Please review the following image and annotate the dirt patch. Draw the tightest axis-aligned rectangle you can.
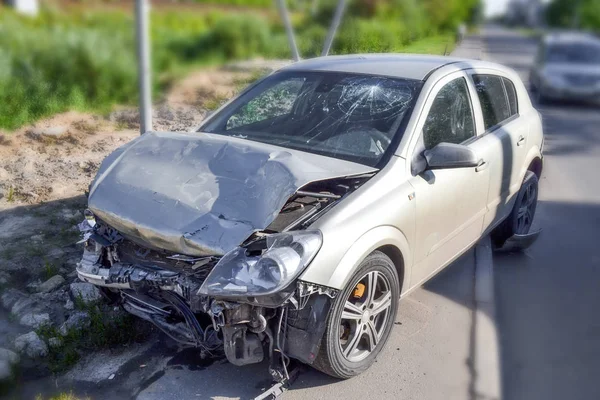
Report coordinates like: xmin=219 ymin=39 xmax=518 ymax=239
xmin=0 ymin=68 xmax=259 ymax=210
xmin=0 ymin=65 xmax=275 ymax=398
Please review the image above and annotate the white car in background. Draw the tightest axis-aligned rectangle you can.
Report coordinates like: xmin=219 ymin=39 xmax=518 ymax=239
xmin=530 ymin=32 xmax=600 ymax=105
xmin=76 ymin=54 xmax=544 ymax=379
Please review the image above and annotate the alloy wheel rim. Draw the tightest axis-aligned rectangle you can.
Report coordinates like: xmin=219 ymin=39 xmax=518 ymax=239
xmin=516 ymin=183 xmax=536 ymax=234
xmin=338 ymin=270 xmax=393 ymax=363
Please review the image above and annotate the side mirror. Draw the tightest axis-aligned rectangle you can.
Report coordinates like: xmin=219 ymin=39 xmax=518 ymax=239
xmin=424 ymin=142 xmax=481 ymax=170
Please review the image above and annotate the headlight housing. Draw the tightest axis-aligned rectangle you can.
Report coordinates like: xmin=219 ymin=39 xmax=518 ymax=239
xmin=198 ymin=230 xmax=322 ymax=298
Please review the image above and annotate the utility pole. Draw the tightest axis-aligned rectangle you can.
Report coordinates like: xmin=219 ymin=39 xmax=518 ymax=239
xmin=571 ymin=0 xmax=582 ymax=29
xmin=321 ymin=0 xmax=346 ymax=57
xmin=135 ymin=0 xmax=152 ymax=134
xmin=275 ymin=0 xmax=300 ymax=62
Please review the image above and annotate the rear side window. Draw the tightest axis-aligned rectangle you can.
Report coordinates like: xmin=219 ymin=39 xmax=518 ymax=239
xmin=472 ymin=75 xmax=511 ymax=130
xmin=503 ymin=78 xmax=518 ymax=116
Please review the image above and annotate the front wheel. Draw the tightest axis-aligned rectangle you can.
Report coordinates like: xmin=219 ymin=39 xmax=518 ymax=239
xmin=313 ymin=251 xmax=399 ymax=379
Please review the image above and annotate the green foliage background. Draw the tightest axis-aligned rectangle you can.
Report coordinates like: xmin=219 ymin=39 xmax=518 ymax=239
xmin=546 ymin=0 xmax=600 ymax=31
xmin=0 ymin=0 xmax=479 ymax=129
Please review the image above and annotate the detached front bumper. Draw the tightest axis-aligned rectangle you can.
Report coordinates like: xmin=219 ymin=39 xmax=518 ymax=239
xmin=76 ymin=245 xmax=336 ymax=370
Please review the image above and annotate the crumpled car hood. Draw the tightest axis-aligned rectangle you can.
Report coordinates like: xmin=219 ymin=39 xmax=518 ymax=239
xmin=88 ymin=131 xmax=375 ymax=256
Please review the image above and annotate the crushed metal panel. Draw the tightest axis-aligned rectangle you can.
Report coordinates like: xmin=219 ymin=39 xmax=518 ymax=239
xmin=88 ymin=131 xmax=375 ymax=256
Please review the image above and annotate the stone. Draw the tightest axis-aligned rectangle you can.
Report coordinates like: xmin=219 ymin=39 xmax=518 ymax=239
xmin=64 ymin=298 xmax=74 ymax=311
xmin=19 ymin=312 xmax=51 ymax=328
xmin=48 ymin=337 xmax=62 ymax=348
xmin=27 ymin=126 xmax=68 ymax=140
xmin=36 ymin=275 xmax=65 ymax=293
xmin=0 ymin=348 xmax=19 ymax=365
xmin=14 ymin=332 xmax=48 ymax=358
xmin=26 ymin=280 xmax=41 ymax=292
xmin=70 ymin=282 xmax=102 ymax=304
xmin=59 ymin=311 xmax=90 ymax=336
xmin=1 ymin=289 xmax=26 ymax=310
xmin=10 ymin=296 xmax=36 ymax=316
xmin=46 ymin=248 xmax=65 ymax=259
xmin=0 ymin=360 xmax=11 ymax=381
xmin=0 ymin=271 xmax=9 ymax=285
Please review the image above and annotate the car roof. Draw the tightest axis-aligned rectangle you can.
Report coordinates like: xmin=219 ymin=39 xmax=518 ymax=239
xmin=543 ymin=32 xmax=600 ymax=46
xmin=278 ymin=54 xmax=492 ymax=81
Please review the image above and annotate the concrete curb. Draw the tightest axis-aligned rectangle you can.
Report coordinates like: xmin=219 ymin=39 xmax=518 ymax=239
xmin=473 ymin=236 xmax=501 ymax=399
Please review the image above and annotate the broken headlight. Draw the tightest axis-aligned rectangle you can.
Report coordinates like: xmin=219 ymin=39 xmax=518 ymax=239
xmin=198 ymin=231 xmax=322 ymax=298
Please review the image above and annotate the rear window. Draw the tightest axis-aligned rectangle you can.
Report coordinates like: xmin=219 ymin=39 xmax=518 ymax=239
xmin=503 ymin=78 xmax=518 ymax=116
xmin=472 ymin=75 xmax=511 ymax=130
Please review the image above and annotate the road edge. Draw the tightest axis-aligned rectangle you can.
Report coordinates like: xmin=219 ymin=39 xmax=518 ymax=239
xmin=473 ymin=236 xmax=501 ymax=399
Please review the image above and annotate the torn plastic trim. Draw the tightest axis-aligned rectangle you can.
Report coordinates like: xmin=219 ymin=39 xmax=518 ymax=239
xmin=494 ymin=230 xmax=541 ymax=253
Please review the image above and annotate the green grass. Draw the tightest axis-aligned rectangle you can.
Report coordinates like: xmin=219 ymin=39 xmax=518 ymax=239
xmin=397 ymin=33 xmax=457 ymax=55
xmin=42 ymin=262 xmax=59 ymax=281
xmin=0 ymin=7 xmax=459 ymax=130
xmin=36 ymin=298 xmax=151 ymax=374
xmin=35 ymin=392 xmax=90 ymax=400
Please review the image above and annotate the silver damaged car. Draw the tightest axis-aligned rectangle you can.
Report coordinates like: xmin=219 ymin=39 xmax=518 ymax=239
xmin=76 ymin=55 xmax=544 ymax=379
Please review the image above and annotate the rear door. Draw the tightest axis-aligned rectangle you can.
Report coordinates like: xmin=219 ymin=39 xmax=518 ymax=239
xmin=469 ymin=73 xmax=528 ymax=230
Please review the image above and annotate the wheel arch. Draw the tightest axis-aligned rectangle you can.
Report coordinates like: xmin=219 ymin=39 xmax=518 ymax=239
xmin=376 ymin=244 xmax=406 ymax=295
xmin=520 ymin=145 xmax=543 ymax=183
xmin=527 ymin=156 xmax=543 ymax=179
xmin=307 ymin=225 xmax=412 ymax=295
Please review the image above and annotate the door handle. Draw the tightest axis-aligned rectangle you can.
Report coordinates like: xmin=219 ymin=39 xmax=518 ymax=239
xmin=517 ymin=136 xmax=526 ymax=146
xmin=476 ymin=160 xmax=488 ymax=172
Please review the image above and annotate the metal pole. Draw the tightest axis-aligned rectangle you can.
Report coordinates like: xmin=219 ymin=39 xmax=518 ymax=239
xmin=275 ymin=0 xmax=300 ymax=62
xmin=135 ymin=0 xmax=152 ymax=134
xmin=321 ymin=0 xmax=346 ymax=57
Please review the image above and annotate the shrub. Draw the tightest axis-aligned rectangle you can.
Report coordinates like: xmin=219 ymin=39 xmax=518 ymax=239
xmin=0 ymin=12 xmax=138 ymax=129
xmin=200 ymin=14 xmax=270 ymax=59
xmin=334 ymin=19 xmax=402 ymax=54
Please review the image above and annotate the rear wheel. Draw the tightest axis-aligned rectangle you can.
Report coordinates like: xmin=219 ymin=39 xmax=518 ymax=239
xmin=492 ymin=170 xmax=539 ymax=249
xmin=313 ymin=251 xmax=399 ymax=379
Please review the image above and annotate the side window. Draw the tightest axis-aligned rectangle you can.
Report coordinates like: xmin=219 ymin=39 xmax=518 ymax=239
xmin=422 ymin=77 xmax=476 ymax=150
xmin=472 ymin=74 xmax=511 ymax=130
xmin=226 ymin=78 xmax=305 ymax=130
xmin=503 ymin=78 xmax=518 ymax=116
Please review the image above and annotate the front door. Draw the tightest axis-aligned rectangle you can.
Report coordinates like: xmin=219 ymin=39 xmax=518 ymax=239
xmin=408 ymin=75 xmax=490 ymax=286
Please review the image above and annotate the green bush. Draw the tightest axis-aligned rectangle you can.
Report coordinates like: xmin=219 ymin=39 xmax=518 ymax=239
xmin=0 ymin=0 xmax=474 ymax=130
xmin=0 ymin=12 xmax=138 ymax=129
xmin=199 ymin=14 xmax=270 ymax=59
xmin=334 ymin=19 xmax=403 ymax=54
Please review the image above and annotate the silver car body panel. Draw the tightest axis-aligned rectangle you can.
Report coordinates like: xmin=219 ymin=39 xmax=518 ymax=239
xmin=300 ymin=61 xmax=543 ymax=292
xmin=86 ymin=55 xmax=543 ymax=297
xmin=88 ymin=131 xmax=375 ymax=256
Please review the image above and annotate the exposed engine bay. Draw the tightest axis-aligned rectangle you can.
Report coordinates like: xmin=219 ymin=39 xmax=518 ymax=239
xmin=76 ymin=174 xmax=369 ymax=380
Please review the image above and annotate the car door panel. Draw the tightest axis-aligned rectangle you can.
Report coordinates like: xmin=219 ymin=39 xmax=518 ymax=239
xmin=406 ymin=74 xmax=490 ymax=287
xmin=408 ymin=159 xmax=489 ymax=286
xmin=469 ymin=73 xmax=529 ymax=230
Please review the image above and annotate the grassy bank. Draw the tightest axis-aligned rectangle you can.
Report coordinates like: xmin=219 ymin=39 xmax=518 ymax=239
xmin=0 ymin=6 xmax=459 ymax=130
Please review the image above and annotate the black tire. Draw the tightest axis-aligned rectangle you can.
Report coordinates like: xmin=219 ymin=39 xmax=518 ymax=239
xmin=313 ymin=251 xmax=400 ymax=379
xmin=491 ymin=170 xmax=539 ymax=249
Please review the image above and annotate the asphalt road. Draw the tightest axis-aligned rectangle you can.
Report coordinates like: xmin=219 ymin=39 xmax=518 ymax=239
xmin=482 ymin=27 xmax=600 ymax=399
xmin=135 ymin=250 xmax=479 ymax=400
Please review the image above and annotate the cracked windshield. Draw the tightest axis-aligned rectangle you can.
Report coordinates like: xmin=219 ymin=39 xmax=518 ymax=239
xmin=203 ymin=72 xmax=419 ymax=166
xmin=1 ymin=0 xmax=599 ymax=399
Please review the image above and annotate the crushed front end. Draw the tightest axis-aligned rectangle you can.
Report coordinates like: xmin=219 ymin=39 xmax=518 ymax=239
xmin=74 ymin=182 xmax=366 ymax=379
